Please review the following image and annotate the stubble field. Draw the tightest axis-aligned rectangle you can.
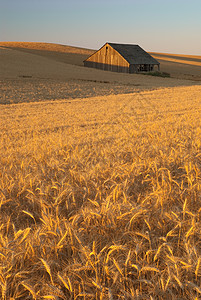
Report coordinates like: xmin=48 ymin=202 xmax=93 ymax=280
xmin=1 ymin=42 xmax=201 ymax=105
xmin=1 ymin=42 xmax=201 ymax=299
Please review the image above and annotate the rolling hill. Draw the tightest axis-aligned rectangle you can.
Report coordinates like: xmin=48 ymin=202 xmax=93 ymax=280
xmin=0 ymin=42 xmax=200 ymax=104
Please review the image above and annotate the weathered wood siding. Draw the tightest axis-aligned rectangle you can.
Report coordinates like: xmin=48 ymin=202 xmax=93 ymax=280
xmin=84 ymin=43 xmax=129 ymax=73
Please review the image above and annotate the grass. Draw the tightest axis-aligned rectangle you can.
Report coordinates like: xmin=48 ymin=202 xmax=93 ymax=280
xmin=142 ymin=71 xmax=170 ymax=78
xmin=0 ymin=86 xmax=201 ymax=299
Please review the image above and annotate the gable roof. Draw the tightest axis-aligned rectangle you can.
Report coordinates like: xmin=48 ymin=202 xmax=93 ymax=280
xmin=108 ymin=43 xmax=160 ymax=65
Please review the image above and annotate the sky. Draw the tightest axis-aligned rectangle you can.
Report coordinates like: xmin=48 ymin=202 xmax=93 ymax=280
xmin=1 ymin=0 xmax=201 ymax=55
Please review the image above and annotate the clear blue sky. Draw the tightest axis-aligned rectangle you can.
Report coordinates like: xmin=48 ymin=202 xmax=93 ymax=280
xmin=1 ymin=0 xmax=201 ymax=54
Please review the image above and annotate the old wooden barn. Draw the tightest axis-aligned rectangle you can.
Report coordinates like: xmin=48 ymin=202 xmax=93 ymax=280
xmin=84 ymin=42 xmax=160 ymax=73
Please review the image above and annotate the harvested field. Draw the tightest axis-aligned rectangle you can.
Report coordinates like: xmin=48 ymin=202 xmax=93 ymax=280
xmin=151 ymin=52 xmax=201 ymax=81
xmin=0 ymin=42 xmax=201 ymax=104
xmin=1 ymin=78 xmax=142 ymax=104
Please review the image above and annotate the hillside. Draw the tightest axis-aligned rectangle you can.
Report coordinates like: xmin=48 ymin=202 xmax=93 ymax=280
xmin=151 ymin=52 xmax=201 ymax=81
xmin=0 ymin=42 xmax=201 ymax=104
xmin=1 ymin=42 xmax=200 ymax=81
xmin=0 ymin=41 xmax=94 ymax=67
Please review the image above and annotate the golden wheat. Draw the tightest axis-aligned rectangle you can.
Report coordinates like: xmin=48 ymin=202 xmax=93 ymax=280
xmin=0 ymin=85 xmax=201 ymax=298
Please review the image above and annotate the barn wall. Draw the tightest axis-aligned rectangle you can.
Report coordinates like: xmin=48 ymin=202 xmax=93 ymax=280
xmin=84 ymin=43 xmax=129 ymax=73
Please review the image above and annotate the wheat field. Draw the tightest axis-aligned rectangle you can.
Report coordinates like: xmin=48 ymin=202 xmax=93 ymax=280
xmin=1 ymin=85 xmax=201 ymax=299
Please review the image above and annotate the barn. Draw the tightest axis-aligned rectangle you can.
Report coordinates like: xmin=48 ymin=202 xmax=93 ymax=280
xmin=84 ymin=42 xmax=160 ymax=74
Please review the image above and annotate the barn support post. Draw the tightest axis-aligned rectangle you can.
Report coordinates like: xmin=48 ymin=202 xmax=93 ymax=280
xmin=158 ymin=64 xmax=160 ymax=71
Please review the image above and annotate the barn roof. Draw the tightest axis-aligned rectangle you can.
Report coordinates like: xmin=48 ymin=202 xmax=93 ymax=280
xmin=108 ymin=43 xmax=160 ymax=65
